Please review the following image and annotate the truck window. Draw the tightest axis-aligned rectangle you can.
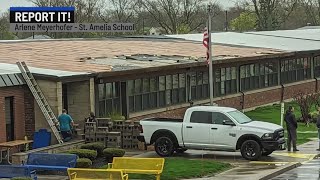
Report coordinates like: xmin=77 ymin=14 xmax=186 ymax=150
xmin=212 ymin=112 xmax=230 ymax=125
xmin=190 ymin=111 xmax=212 ymax=124
xmin=228 ymin=110 xmax=252 ymax=124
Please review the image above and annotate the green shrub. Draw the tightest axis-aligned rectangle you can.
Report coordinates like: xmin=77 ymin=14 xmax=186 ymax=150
xmin=11 ymin=178 xmax=32 ymax=180
xmin=63 ymin=149 xmax=97 ymax=160
xmin=103 ymin=148 xmax=125 ymax=162
xmin=80 ymin=142 xmax=105 ymax=156
xmin=76 ymin=158 xmax=92 ymax=168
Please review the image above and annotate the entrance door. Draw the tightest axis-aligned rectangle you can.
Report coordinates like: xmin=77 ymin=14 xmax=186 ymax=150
xmin=5 ymin=97 xmax=14 ymax=141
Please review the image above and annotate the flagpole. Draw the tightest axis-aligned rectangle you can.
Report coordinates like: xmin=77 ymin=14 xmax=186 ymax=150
xmin=208 ymin=5 xmax=214 ymax=105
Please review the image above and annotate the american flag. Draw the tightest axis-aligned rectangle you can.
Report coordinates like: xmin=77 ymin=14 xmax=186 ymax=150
xmin=203 ymin=27 xmax=210 ymax=64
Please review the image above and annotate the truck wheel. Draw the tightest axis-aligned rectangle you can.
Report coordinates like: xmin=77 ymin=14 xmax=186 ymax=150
xmin=240 ymin=140 xmax=261 ymax=161
xmin=155 ymin=136 xmax=174 ymax=157
xmin=262 ymin=150 xmax=273 ymax=156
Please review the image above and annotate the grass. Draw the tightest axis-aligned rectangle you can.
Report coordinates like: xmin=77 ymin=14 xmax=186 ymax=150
xmin=101 ymin=158 xmax=231 ymax=180
xmin=245 ymin=102 xmax=318 ymax=145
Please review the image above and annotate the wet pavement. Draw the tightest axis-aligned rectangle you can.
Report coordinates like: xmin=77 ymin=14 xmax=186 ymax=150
xmin=272 ymin=157 xmax=320 ymax=180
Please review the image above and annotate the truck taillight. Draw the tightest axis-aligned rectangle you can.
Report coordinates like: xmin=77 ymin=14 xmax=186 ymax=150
xmin=138 ymin=124 xmax=143 ymax=133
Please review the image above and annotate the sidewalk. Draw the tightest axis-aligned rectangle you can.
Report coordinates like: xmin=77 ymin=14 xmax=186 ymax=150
xmin=202 ymin=139 xmax=320 ymax=180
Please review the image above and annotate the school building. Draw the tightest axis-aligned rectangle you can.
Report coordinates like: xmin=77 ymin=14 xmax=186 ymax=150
xmin=0 ymin=28 xmax=320 ymax=143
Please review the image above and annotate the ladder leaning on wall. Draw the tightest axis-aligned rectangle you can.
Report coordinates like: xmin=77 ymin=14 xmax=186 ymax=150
xmin=16 ymin=61 xmax=64 ymax=144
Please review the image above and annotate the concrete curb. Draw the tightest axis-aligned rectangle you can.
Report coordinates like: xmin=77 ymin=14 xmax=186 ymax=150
xmin=259 ymin=162 xmax=302 ymax=180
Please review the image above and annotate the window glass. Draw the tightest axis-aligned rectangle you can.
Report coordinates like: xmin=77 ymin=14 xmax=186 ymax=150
xmin=128 ymin=80 xmax=134 ymax=96
xmin=231 ymin=67 xmax=236 ymax=79
xmin=228 ymin=110 xmax=252 ymax=124
xmin=135 ymin=79 xmax=142 ymax=93
xmin=166 ymin=75 xmax=172 ymax=90
xmin=106 ymin=83 xmax=112 ymax=98
xmin=221 ymin=68 xmax=226 ymax=81
xmin=179 ymin=74 xmax=186 ymax=87
xmin=173 ymin=74 xmax=179 ymax=89
xmin=150 ymin=77 xmax=157 ymax=92
xmin=215 ymin=69 xmax=221 ymax=82
xmin=212 ymin=112 xmax=231 ymax=125
xmin=197 ymin=72 xmax=203 ymax=85
xmin=143 ymin=78 xmax=150 ymax=93
xmin=226 ymin=67 xmax=231 ymax=80
xmin=159 ymin=76 xmax=165 ymax=91
xmin=203 ymin=72 xmax=209 ymax=84
xmin=98 ymin=84 xmax=105 ymax=100
xmin=190 ymin=111 xmax=212 ymax=124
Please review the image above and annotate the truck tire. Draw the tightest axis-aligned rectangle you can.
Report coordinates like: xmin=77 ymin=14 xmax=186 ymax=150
xmin=262 ymin=150 xmax=273 ymax=156
xmin=240 ymin=140 xmax=261 ymax=161
xmin=155 ymin=136 xmax=174 ymax=157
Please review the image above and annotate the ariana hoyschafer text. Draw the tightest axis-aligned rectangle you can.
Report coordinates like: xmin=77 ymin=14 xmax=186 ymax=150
xmin=13 ymin=23 xmax=135 ymax=32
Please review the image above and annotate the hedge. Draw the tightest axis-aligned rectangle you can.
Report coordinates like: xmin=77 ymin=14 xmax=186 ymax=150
xmin=63 ymin=149 xmax=97 ymax=160
xmin=76 ymin=158 xmax=92 ymax=168
xmin=103 ymin=148 xmax=125 ymax=162
xmin=80 ymin=142 xmax=105 ymax=156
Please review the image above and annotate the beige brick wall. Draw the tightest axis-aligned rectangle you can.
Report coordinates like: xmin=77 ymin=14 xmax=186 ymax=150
xmin=34 ymin=80 xmax=60 ymax=144
xmin=66 ymin=80 xmax=91 ymax=130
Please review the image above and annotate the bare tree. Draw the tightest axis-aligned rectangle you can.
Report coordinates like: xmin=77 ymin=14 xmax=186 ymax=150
xmin=140 ymin=0 xmax=222 ymax=34
xmin=250 ymin=0 xmax=298 ymax=30
xmin=300 ymin=0 xmax=320 ymax=25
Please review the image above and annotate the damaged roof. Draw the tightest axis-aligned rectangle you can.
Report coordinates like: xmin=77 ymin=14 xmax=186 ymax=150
xmin=0 ymin=38 xmax=283 ymax=76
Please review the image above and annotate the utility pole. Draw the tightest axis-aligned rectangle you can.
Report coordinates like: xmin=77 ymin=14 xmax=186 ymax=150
xmin=225 ymin=10 xmax=228 ymax=32
xmin=208 ymin=5 xmax=214 ymax=105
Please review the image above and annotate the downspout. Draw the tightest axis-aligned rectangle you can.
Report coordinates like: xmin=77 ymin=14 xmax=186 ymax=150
xmin=315 ymin=78 xmax=318 ymax=92
xmin=280 ymin=84 xmax=284 ymax=102
xmin=240 ymin=91 xmax=245 ymax=112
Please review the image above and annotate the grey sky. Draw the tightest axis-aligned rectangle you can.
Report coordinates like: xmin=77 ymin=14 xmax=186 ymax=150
xmin=0 ymin=0 xmax=238 ymax=13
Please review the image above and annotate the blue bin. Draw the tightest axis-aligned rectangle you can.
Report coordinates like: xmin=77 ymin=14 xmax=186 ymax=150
xmin=32 ymin=129 xmax=51 ymax=149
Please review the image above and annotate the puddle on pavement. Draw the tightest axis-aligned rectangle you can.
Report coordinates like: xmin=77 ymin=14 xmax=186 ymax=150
xmin=227 ymin=164 xmax=280 ymax=175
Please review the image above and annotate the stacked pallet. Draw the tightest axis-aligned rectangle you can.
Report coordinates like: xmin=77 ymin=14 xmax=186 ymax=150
xmin=84 ymin=118 xmax=140 ymax=150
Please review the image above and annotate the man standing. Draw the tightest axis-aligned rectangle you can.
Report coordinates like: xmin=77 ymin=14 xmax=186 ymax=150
xmin=58 ymin=109 xmax=74 ymax=142
xmin=285 ymin=106 xmax=299 ymax=152
xmin=316 ymin=106 xmax=320 ymax=151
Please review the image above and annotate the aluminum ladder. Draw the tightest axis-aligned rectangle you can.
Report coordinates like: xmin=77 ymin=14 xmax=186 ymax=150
xmin=16 ymin=61 xmax=64 ymax=144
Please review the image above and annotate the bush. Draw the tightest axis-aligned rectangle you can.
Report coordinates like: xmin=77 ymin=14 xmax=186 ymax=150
xmin=103 ymin=148 xmax=125 ymax=162
xmin=63 ymin=149 xmax=97 ymax=160
xmin=80 ymin=142 xmax=105 ymax=156
xmin=76 ymin=158 xmax=92 ymax=168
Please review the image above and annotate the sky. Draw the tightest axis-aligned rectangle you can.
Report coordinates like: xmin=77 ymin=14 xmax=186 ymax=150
xmin=0 ymin=0 xmax=238 ymax=13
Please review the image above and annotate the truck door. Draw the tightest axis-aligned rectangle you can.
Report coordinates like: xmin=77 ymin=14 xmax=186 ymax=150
xmin=183 ymin=111 xmax=214 ymax=148
xmin=210 ymin=112 xmax=238 ymax=150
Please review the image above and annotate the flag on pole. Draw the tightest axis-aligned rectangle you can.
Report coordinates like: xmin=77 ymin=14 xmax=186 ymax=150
xmin=203 ymin=27 xmax=210 ymax=64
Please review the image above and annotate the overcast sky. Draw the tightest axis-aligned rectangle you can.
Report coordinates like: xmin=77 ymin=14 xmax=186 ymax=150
xmin=0 ymin=0 xmax=238 ymax=13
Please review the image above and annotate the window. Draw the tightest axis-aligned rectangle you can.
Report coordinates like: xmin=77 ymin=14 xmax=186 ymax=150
xmin=128 ymin=74 xmax=188 ymax=113
xmin=5 ymin=97 xmax=14 ymax=141
xmin=97 ymin=82 xmax=121 ymax=117
xmin=228 ymin=110 xmax=252 ymax=124
xmin=215 ymin=67 xmax=237 ymax=96
xmin=280 ymin=58 xmax=311 ymax=84
xmin=190 ymin=111 xmax=212 ymax=124
xmin=315 ymin=56 xmax=320 ymax=78
xmin=212 ymin=112 xmax=230 ymax=125
xmin=240 ymin=62 xmax=278 ymax=91
xmin=190 ymin=71 xmax=209 ymax=101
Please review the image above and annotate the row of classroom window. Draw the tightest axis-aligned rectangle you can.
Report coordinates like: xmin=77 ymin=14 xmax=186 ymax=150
xmin=98 ymin=56 xmax=320 ymax=115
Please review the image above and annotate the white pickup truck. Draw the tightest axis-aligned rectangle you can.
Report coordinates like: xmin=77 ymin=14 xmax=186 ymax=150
xmin=138 ymin=106 xmax=285 ymax=160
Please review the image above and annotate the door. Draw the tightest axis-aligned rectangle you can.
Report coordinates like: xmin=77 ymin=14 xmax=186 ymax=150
xmin=183 ymin=111 xmax=213 ymax=149
xmin=5 ymin=97 xmax=14 ymax=141
xmin=210 ymin=112 xmax=238 ymax=150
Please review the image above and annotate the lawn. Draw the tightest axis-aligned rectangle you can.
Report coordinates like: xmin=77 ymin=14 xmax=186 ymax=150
xmin=245 ymin=102 xmax=318 ymax=145
xmin=102 ymin=158 xmax=231 ymax=180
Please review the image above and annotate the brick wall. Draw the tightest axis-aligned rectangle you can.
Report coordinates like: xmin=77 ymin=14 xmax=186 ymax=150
xmin=129 ymin=80 xmax=318 ymax=121
xmin=0 ymin=86 xmax=34 ymax=143
xmin=24 ymin=86 xmax=35 ymax=139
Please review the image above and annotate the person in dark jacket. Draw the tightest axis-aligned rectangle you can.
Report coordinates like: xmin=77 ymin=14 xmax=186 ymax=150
xmin=285 ymin=106 xmax=299 ymax=152
xmin=316 ymin=107 xmax=320 ymax=151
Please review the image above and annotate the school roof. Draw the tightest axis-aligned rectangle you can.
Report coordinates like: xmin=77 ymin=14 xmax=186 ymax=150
xmin=0 ymin=29 xmax=319 ymax=80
